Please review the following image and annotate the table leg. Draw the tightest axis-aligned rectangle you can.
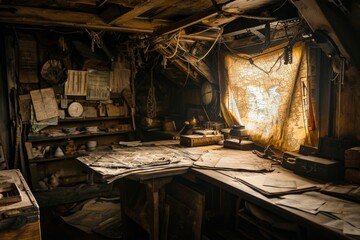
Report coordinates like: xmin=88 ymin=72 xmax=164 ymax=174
xmin=146 ymin=184 xmax=160 ymax=240
xmin=119 ymin=179 xmax=129 ymax=240
xmin=144 ymin=177 xmax=173 ymax=240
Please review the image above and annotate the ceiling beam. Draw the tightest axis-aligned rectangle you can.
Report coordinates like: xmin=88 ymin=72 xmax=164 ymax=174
xmin=152 ymin=6 xmax=220 ymax=37
xmin=0 ymin=5 xmax=169 ymax=33
xmin=156 ymin=44 xmax=203 ymax=86
xmin=292 ymin=0 xmax=360 ymax=69
xmin=108 ymin=0 xmax=176 ymax=25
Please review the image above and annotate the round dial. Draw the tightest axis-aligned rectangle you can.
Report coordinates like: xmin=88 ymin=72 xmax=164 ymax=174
xmin=68 ymin=102 xmax=83 ymax=117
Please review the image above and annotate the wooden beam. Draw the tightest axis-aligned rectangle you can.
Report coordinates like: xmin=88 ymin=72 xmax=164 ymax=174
xmin=292 ymin=0 xmax=360 ymax=69
xmin=110 ymin=0 xmax=176 ymax=25
xmin=226 ymin=21 xmax=301 ymax=49
xmin=156 ymin=44 xmax=203 ymax=86
xmin=0 ymin=5 xmax=169 ymax=33
xmin=152 ymin=6 xmax=220 ymax=36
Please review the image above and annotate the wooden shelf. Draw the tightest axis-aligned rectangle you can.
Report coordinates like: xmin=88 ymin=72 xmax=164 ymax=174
xmin=27 ymin=130 xmax=133 ymax=142
xmin=58 ymin=116 xmax=130 ymax=123
xmin=29 ymin=153 xmax=85 ymax=163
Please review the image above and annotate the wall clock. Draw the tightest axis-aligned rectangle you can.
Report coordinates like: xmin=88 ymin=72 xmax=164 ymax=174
xmin=40 ymin=59 xmax=67 ymax=85
xmin=201 ymin=81 xmax=214 ymax=106
xmin=68 ymin=102 xmax=84 ymax=118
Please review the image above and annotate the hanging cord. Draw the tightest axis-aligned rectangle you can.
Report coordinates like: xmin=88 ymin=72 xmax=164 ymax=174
xmin=223 ymin=29 xmax=302 ymax=75
xmin=97 ymin=0 xmax=108 ymax=7
xmin=85 ymin=29 xmax=104 ymax=52
xmin=178 ymin=62 xmax=190 ymax=91
xmin=187 ymin=26 xmax=222 ymax=36
xmin=165 ymin=31 xmax=181 ymax=59
xmin=194 ymin=27 xmax=223 ymax=63
xmin=147 ymin=65 xmax=157 ymax=118
xmin=158 ymin=27 xmax=222 ymax=64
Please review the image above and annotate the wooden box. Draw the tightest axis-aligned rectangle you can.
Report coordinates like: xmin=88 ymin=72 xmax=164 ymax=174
xmin=294 ymin=155 xmax=343 ymax=182
xmin=0 ymin=169 xmax=41 ymax=240
xmin=299 ymin=145 xmax=318 ymax=156
xmin=318 ymin=137 xmax=355 ymax=161
xmin=282 ymin=152 xmax=303 ymax=171
xmin=223 ymin=139 xmax=254 ymax=151
xmin=344 ymin=147 xmax=360 ymax=169
xmin=180 ymin=134 xmax=223 ymax=147
xmin=345 ymin=168 xmax=360 ymax=184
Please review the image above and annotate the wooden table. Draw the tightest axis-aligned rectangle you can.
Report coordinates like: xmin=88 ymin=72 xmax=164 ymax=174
xmin=189 ymin=168 xmax=358 ymax=240
xmin=76 ymin=142 xmax=359 ymax=239
xmin=119 ymin=167 xmax=189 ymax=240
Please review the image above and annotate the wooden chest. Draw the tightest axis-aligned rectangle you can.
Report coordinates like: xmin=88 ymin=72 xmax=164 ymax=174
xmin=294 ymin=155 xmax=343 ymax=182
xmin=0 ymin=169 xmax=40 ymax=240
xmin=180 ymin=134 xmax=223 ymax=147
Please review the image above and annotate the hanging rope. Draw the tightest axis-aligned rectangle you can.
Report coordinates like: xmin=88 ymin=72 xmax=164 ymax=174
xmin=85 ymin=29 xmax=104 ymax=52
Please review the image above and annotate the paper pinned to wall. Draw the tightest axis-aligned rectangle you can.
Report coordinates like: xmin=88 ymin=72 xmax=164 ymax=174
xmin=30 ymin=88 xmax=59 ymax=121
xmin=65 ymin=70 xmax=87 ymax=96
xmin=86 ymin=70 xmax=110 ymax=100
xmin=18 ymin=34 xmax=38 ymax=83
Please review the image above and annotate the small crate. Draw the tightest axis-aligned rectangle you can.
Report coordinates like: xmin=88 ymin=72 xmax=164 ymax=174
xmin=345 ymin=168 xmax=360 ymax=184
xmin=299 ymin=145 xmax=318 ymax=156
xmin=0 ymin=183 xmax=22 ymax=205
xmin=180 ymin=134 xmax=223 ymax=147
xmin=0 ymin=169 xmax=40 ymax=240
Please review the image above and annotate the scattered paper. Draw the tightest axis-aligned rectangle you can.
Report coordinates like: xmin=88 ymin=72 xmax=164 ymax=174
xmin=324 ymin=219 xmax=343 ymax=230
xmin=343 ymin=205 xmax=360 ymax=214
xmin=119 ymin=141 xmax=142 ymax=147
xmin=194 ymin=149 xmax=273 ymax=172
xmin=276 ymin=194 xmax=326 ymax=214
xmin=236 ymin=170 xmax=320 ymax=196
xmin=76 ymin=145 xmax=193 ymax=182
xmin=343 ymin=213 xmax=360 ymax=229
xmin=343 ymin=222 xmax=360 ymax=236
xmin=263 ymin=178 xmax=297 ymax=189
xmin=62 ymin=198 xmax=121 ymax=237
xmin=324 ymin=220 xmax=360 ymax=237
xmin=319 ymin=201 xmax=344 ymax=214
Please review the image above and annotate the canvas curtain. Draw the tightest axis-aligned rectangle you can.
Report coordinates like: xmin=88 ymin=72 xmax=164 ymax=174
xmin=219 ymin=43 xmax=317 ymax=152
